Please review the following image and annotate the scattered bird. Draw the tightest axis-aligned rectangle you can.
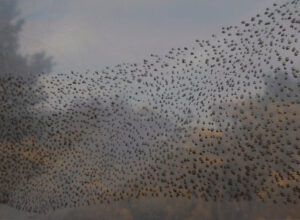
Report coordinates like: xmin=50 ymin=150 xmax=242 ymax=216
xmin=0 ymin=0 xmax=299 ymax=213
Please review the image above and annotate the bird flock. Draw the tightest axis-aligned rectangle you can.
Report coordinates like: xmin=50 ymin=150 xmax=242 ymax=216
xmin=0 ymin=0 xmax=299 ymax=213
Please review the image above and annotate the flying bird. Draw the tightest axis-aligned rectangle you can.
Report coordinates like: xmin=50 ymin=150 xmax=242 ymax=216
xmin=0 ymin=0 xmax=299 ymax=214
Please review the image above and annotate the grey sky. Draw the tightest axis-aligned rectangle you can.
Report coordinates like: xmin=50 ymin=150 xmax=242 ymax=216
xmin=17 ymin=0 xmax=280 ymax=73
xmin=1 ymin=0 xmax=297 ymax=219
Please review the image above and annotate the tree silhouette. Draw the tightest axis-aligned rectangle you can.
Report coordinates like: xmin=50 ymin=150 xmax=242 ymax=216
xmin=0 ymin=0 xmax=54 ymax=141
xmin=0 ymin=0 xmax=53 ymax=76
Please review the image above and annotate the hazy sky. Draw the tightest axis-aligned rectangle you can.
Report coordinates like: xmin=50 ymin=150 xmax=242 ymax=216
xmin=1 ymin=0 xmax=296 ymax=219
xmin=17 ymin=0 xmax=281 ymax=73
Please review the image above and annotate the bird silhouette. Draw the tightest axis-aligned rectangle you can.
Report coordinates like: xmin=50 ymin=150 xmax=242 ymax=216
xmin=0 ymin=0 xmax=299 ymax=214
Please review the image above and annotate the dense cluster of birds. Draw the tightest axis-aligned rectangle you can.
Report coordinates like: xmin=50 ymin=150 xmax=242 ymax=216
xmin=0 ymin=0 xmax=299 ymax=214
